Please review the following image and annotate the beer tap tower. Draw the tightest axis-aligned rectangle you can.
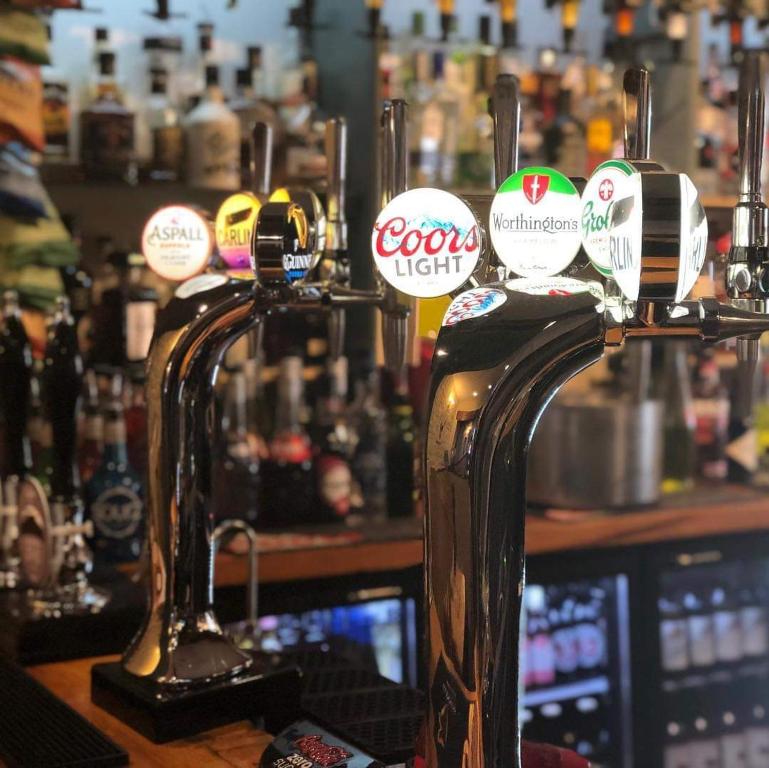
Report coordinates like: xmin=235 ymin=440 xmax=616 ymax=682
xmin=91 ymin=117 xmax=413 ymax=741
xmin=416 ymin=65 xmax=769 ymax=768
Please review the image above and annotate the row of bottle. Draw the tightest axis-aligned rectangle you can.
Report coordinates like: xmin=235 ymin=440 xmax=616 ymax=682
xmin=44 ymin=23 xmax=315 ymax=188
xmin=664 ymin=687 xmax=769 ymax=768
xmin=522 ymin=581 xmax=610 ymax=690
xmin=214 ymin=350 xmax=417 ymax=528
xmin=659 ymin=562 xmax=769 ymax=676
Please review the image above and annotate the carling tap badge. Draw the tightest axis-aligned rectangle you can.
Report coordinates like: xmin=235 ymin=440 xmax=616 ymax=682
xmin=490 ymin=166 xmax=582 ymax=278
xmin=371 ymin=188 xmax=482 ymax=299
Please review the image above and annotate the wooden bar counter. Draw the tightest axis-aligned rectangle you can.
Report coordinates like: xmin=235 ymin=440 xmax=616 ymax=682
xmin=26 ymin=656 xmax=272 ymax=768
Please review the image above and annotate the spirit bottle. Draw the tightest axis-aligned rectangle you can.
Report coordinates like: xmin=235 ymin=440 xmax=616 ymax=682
xmin=692 ymin=351 xmax=730 ymax=483
xmin=184 ymin=65 xmax=240 ymax=190
xmin=261 ymin=356 xmax=314 ymax=527
xmin=80 ymin=46 xmax=135 ymax=182
xmin=145 ymin=66 xmax=183 ymax=182
xmin=86 ymin=374 xmax=144 ymax=565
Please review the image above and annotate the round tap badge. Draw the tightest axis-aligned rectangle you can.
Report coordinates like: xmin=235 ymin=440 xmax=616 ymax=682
xmin=371 ymin=188 xmax=482 ymax=299
xmin=142 ymin=205 xmax=213 ymax=282
xmin=580 ymin=159 xmax=636 ymax=276
xmin=505 ymin=276 xmax=605 ymax=302
xmin=442 ymin=286 xmax=507 ymax=327
xmin=215 ymin=192 xmax=262 ymax=271
xmin=489 ymin=166 xmax=582 ymax=277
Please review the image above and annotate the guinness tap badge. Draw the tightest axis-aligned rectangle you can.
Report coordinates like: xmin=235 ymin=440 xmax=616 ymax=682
xmin=215 ymin=192 xmax=262 ymax=271
xmin=142 ymin=205 xmax=213 ymax=282
xmin=371 ymin=188 xmax=482 ymax=299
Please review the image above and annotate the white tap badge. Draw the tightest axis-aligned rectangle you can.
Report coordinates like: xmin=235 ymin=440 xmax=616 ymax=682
xmin=580 ymin=160 xmax=636 ymax=276
xmin=608 ymin=172 xmax=643 ymax=301
xmin=142 ymin=205 xmax=213 ymax=282
xmin=442 ymin=287 xmax=507 ymax=327
xmin=371 ymin=188 xmax=481 ymax=298
xmin=489 ymin=166 xmax=582 ymax=278
xmin=677 ymin=174 xmax=708 ymax=303
xmin=505 ymin=276 xmax=605 ymax=302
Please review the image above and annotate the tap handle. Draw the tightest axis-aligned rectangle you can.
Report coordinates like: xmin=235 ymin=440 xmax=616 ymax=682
xmin=325 ymin=117 xmax=348 ymax=252
xmin=489 ymin=73 xmax=521 ymax=188
xmin=623 ymin=67 xmax=651 ymax=161
xmin=738 ymin=51 xmax=765 ymax=202
xmin=381 ymin=99 xmax=408 ymax=206
xmin=251 ymin=121 xmax=273 ymax=197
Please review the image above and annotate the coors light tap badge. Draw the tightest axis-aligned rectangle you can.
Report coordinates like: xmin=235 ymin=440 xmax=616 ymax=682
xmin=489 ymin=166 xmax=582 ymax=278
xmin=371 ymin=188 xmax=481 ymax=298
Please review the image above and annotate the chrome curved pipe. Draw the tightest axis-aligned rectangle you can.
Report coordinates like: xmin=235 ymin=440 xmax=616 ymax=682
xmin=123 ymin=278 xmax=263 ymax=687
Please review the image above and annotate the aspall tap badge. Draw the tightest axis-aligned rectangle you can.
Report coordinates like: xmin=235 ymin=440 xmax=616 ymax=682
xmin=141 ymin=205 xmax=213 ymax=282
xmin=371 ymin=188 xmax=482 ymax=298
xmin=215 ymin=192 xmax=262 ymax=271
xmin=580 ymin=160 xmax=636 ymax=276
xmin=608 ymin=172 xmax=707 ymax=303
xmin=489 ymin=166 xmax=582 ymax=277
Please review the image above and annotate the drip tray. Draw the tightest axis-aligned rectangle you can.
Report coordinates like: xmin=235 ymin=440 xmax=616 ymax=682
xmin=91 ymin=652 xmax=302 ymax=743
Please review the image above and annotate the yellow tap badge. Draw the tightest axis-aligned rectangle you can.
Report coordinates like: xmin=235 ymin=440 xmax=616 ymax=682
xmin=215 ymin=192 xmax=262 ymax=270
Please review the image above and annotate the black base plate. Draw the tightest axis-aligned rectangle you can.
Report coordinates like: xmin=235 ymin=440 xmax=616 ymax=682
xmin=91 ymin=653 xmax=302 ymax=743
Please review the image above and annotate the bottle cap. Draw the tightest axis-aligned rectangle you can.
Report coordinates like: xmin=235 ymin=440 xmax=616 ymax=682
xmin=205 ymin=64 xmax=219 ymax=87
xmin=95 ymin=27 xmax=109 ymax=42
xmin=479 ymin=15 xmax=491 ymax=45
xmin=236 ymin=67 xmax=252 ymax=88
xmin=98 ymin=51 xmax=116 ymax=77
xmin=247 ymin=45 xmax=262 ymax=69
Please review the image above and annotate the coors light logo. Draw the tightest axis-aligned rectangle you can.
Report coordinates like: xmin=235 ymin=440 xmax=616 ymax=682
xmin=371 ymin=189 xmax=481 ymax=299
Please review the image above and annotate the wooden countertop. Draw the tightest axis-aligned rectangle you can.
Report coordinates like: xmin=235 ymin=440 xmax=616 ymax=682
xmin=26 ymin=656 xmax=272 ymax=767
xmin=207 ymin=486 xmax=769 ymax=587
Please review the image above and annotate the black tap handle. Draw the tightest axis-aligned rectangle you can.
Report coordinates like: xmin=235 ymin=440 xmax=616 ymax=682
xmin=380 ymin=99 xmax=408 ymax=206
xmin=42 ymin=298 xmax=83 ymax=499
xmin=250 ymin=121 xmax=273 ymax=197
xmin=0 ymin=293 xmax=32 ymax=478
xmin=325 ymin=116 xmax=347 ymax=253
xmin=489 ymin=73 xmax=521 ymax=188
xmin=623 ymin=67 xmax=651 ymax=161
xmin=738 ymin=51 xmax=765 ymax=203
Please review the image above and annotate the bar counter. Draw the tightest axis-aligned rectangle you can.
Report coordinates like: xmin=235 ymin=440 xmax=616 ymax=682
xmin=27 ymin=656 xmax=272 ymax=768
xmin=181 ymin=485 xmax=769 ymax=588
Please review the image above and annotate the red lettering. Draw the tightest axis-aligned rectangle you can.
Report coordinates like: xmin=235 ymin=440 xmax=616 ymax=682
xmin=293 ymin=735 xmax=352 ymax=768
xmin=374 ymin=216 xmax=406 ymax=257
xmin=374 ymin=217 xmax=479 ymax=259
xmin=400 ymin=228 xmax=422 ymax=257
xmin=423 ymin=227 xmax=447 ymax=255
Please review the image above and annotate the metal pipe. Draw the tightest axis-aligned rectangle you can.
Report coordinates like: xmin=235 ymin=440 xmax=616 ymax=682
xmin=251 ymin=122 xmax=273 ymax=197
xmin=623 ymin=67 xmax=651 ymax=161
xmin=738 ymin=52 xmax=765 ymax=204
xmin=489 ymin=74 xmax=521 ymax=187
xmin=213 ymin=520 xmax=259 ymax=635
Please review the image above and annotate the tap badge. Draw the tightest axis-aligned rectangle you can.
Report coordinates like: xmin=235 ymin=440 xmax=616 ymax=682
xmin=371 ymin=188 xmax=482 ymax=298
xmin=215 ymin=192 xmax=262 ymax=271
xmin=580 ymin=160 xmax=636 ymax=276
xmin=142 ymin=205 xmax=213 ymax=282
xmin=490 ymin=166 xmax=582 ymax=278
xmin=91 ymin=487 xmax=143 ymax=540
xmin=442 ymin=287 xmax=507 ymax=327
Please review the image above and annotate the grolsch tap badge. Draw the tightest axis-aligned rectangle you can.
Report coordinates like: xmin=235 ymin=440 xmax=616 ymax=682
xmin=142 ymin=205 xmax=213 ymax=282
xmin=489 ymin=166 xmax=582 ymax=278
xmin=215 ymin=192 xmax=262 ymax=272
xmin=371 ymin=188 xmax=482 ymax=298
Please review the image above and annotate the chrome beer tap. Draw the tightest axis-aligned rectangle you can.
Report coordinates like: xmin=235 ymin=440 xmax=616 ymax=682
xmin=421 ymin=68 xmax=769 ymax=768
xmin=727 ymin=51 xmax=769 ymax=365
xmin=94 ymin=113 xmax=413 ymax=726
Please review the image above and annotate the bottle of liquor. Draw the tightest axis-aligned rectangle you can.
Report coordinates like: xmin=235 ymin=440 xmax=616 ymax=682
xmin=692 ymin=351 xmax=729 ymax=483
xmin=656 ymin=342 xmax=696 ymax=493
xmin=144 ymin=66 xmax=183 ymax=182
xmin=261 ymin=356 xmax=314 ymax=527
xmin=80 ymin=45 xmax=136 ymax=182
xmin=213 ymin=370 xmax=260 ymax=525
xmin=184 ymin=64 xmax=240 ymax=190
xmin=86 ymin=373 xmax=144 ymax=565
xmin=386 ymin=374 xmax=415 ymax=518
xmin=683 ymin=578 xmax=716 ymax=669
xmin=79 ymin=369 xmax=103 ymax=487
xmin=0 ymin=290 xmax=33 ymax=482
xmin=41 ymin=20 xmax=72 ymax=163
xmin=351 ymin=368 xmax=388 ymax=522
xmin=41 ymin=297 xmax=83 ymax=506
xmin=312 ymin=357 xmax=355 ymax=522
xmin=658 ymin=590 xmax=689 ymax=673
